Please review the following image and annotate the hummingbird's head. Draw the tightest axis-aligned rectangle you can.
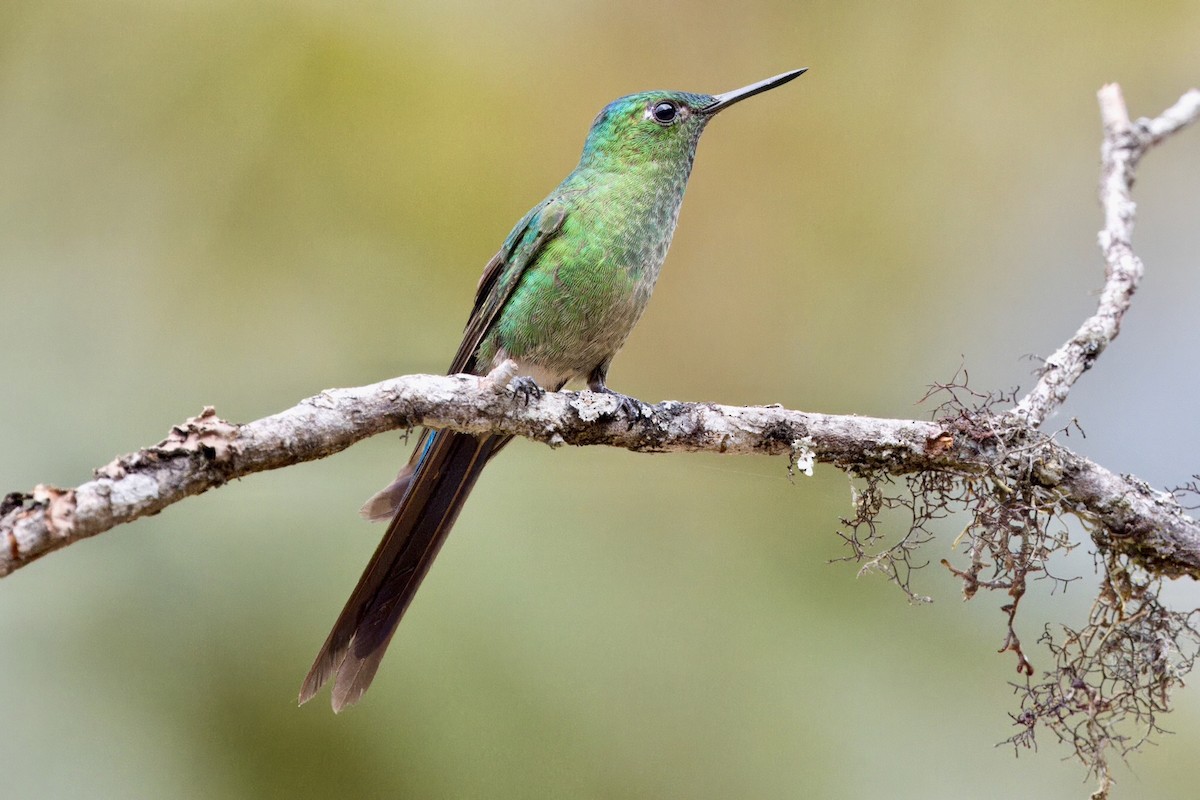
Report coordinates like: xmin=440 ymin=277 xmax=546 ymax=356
xmin=578 ymin=91 xmax=716 ymax=170
xmin=576 ymin=69 xmax=807 ymax=172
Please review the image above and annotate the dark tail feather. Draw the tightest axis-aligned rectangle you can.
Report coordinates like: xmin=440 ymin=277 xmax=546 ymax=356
xmin=300 ymin=430 xmax=505 ymax=711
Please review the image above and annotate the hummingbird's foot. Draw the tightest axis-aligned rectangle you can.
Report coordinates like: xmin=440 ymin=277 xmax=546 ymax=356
xmin=592 ymin=387 xmax=649 ymax=427
xmin=508 ymin=376 xmax=546 ymax=406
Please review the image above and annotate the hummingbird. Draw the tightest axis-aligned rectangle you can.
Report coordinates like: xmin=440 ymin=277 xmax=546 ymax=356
xmin=300 ymin=69 xmax=807 ymax=711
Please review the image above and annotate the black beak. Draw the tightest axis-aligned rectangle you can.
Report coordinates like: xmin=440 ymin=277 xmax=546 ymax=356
xmin=701 ymin=68 xmax=808 ymax=116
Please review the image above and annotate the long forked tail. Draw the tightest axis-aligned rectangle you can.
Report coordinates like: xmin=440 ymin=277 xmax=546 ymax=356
xmin=300 ymin=430 xmax=505 ymax=711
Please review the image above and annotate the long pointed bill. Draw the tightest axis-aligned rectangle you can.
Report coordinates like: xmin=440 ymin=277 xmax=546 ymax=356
xmin=701 ymin=68 xmax=808 ymax=116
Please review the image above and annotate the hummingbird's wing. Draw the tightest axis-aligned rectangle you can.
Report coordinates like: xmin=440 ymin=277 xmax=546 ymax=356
xmin=300 ymin=195 xmax=571 ymax=711
xmin=356 ymin=196 xmax=570 ymax=522
xmin=450 ymin=195 xmax=570 ymax=374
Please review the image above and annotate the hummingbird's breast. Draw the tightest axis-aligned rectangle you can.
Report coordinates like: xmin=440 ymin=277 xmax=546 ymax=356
xmin=484 ymin=168 xmax=689 ymax=383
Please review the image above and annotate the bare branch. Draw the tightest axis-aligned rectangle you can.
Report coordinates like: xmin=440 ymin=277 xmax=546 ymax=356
xmin=1011 ymin=85 xmax=1200 ymax=427
xmin=2 ymin=373 xmax=1198 ymax=583
xmin=0 ymin=377 xmax=938 ymax=576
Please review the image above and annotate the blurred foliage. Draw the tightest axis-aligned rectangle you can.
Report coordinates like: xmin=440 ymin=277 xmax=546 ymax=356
xmin=2 ymin=1 xmax=1199 ymax=798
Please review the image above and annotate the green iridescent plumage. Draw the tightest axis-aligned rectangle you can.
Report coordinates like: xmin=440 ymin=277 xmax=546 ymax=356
xmin=478 ymin=91 xmax=711 ymax=384
xmin=301 ymin=70 xmax=806 ymax=711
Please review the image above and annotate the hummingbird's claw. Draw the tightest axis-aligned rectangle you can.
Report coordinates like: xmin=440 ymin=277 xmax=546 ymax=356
xmin=508 ymin=376 xmax=546 ymax=406
xmin=592 ymin=387 xmax=648 ymax=429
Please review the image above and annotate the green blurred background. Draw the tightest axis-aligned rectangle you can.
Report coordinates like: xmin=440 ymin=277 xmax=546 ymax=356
xmin=2 ymin=1 xmax=1198 ymax=797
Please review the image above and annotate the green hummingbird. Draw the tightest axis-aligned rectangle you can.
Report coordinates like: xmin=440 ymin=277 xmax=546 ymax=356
xmin=300 ymin=69 xmax=807 ymax=711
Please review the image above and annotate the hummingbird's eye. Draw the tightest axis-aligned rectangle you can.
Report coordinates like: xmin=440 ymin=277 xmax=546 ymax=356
xmin=651 ymin=101 xmax=679 ymax=124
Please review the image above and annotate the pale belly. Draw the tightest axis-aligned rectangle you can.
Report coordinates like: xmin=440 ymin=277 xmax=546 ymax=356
xmin=478 ymin=234 xmax=666 ymax=385
xmin=484 ymin=271 xmax=652 ymax=386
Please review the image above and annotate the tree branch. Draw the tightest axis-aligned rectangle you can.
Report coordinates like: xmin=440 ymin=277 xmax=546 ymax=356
xmin=1 ymin=84 xmax=1194 ymax=582
xmin=2 ymin=369 xmax=1198 ymax=580
xmin=0 ymin=376 xmax=949 ymax=576
xmin=1010 ymin=85 xmax=1200 ymax=426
